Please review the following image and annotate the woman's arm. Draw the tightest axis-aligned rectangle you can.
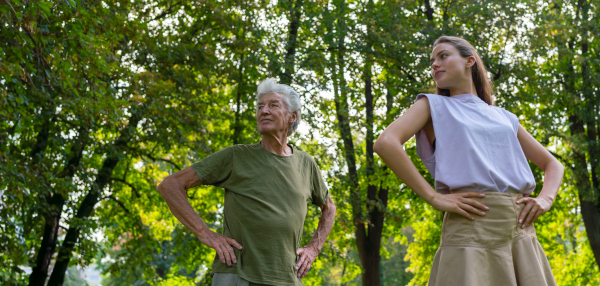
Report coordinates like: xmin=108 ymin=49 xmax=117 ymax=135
xmin=515 ymin=125 xmax=565 ymax=228
xmin=374 ymin=98 xmax=489 ymax=220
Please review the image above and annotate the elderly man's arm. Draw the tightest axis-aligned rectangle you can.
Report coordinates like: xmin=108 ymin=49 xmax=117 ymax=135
xmin=157 ymin=166 xmax=242 ymax=266
xmin=295 ymin=195 xmax=336 ymax=278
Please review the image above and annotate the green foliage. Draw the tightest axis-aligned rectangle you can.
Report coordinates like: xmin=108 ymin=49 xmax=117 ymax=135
xmin=1 ymin=0 xmax=599 ymax=285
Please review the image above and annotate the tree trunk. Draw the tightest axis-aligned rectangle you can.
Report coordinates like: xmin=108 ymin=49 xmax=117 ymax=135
xmin=578 ymin=0 xmax=600 ymax=267
xmin=47 ymin=113 xmax=140 ymax=285
xmin=580 ymin=194 xmax=600 ymax=268
xmin=359 ymin=1 xmax=384 ymax=284
xmin=29 ymin=126 xmax=89 ymax=286
xmin=28 ymin=113 xmax=54 ymax=161
xmin=563 ymin=0 xmax=600 ymax=268
xmin=423 ymin=0 xmax=434 ymax=21
xmin=280 ymin=0 xmax=303 ymax=85
xmin=328 ymin=1 xmax=368 ymax=275
xmin=26 ymin=114 xmax=56 ymax=286
xmin=569 ymin=114 xmax=600 ymax=268
xmin=29 ymin=194 xmax=65 ymax=286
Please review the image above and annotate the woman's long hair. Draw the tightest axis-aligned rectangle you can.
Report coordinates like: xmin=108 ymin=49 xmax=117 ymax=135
xmin=433 ymin=36 xmax=494 ymax=105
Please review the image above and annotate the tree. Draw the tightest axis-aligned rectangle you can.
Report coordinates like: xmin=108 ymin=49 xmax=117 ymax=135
xmin=2 ymin=1 xmax=599 ymax=285
xmin=512 ymin=0 xmax=600 ymax=277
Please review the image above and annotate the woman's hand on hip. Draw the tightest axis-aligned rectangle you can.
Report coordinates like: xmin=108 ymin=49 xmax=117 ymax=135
xmin=430 ymin=192 xmax=489 ymax=220
xmin=516 ymin=196 xmax=553 ymax=228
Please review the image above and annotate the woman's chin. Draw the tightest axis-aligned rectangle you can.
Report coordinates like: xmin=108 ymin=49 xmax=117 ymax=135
xmin=435 ymin=83 xmax=453 ymax=90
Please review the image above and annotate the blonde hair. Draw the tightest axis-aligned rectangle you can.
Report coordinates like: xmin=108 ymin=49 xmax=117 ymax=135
xmin=433 ymin=36 xmax=494 ymax=105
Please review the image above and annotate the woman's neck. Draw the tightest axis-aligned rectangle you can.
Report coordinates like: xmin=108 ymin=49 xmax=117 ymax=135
xmin=448 ymin=82 xmax=477 ymax=97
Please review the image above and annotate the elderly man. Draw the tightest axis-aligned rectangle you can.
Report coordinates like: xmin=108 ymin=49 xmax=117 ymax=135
xmin=157 ymin=78 xmax=336 ymax=286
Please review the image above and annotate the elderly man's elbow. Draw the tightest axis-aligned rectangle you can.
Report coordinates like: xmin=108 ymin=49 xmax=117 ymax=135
xmin=157 ymin=176 xmax=173 ymax=196
xmin=321 ymin=196 xmax=336 ymax=214
xmin=328 ymin=197 xmax=337 ymax=214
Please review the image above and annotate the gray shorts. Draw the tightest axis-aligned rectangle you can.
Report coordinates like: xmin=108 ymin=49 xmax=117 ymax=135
xmin=211 ymin=273 xmax=270 ymax=286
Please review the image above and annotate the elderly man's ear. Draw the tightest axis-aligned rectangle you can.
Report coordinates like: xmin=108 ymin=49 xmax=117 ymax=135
xmin=289 ymin=111 xmax=298 ymax=123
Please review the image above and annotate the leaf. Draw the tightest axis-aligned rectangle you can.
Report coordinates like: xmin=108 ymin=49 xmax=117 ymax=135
xmin=39 ymin=1 xmax=52 ymax=17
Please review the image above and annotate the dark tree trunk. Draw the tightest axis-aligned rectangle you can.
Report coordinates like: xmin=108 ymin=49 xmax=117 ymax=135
xmin=29 ymin=126 xmax=89 ymax=286
xmin=423 ymin=0 xmax=434 ymax=21
xmin=569 ymin=115 xmax=600 ymax=268
xmin=26 ymin=114 xmax=56 ymax=286
xmin=47 ymin=113 xmax=140 ymax=285
xmin=578 ymin=0 xmax=600 ymax=267
xmin=29 ymin=194 xmax=65 ymax=286
xmin=580 ymin=190 xmax=600 ymax=268
xmin=359 ymin=1 xmax=385 ymax=284
xmin=280 ymin=0 xmax=303 ymax=85
xmin=329 ymin=1 xmax=388 ymax=285
xmin=29 ymin=113 xmax=54 ymax=161
xmin=328 ymin=3 xmax=367 ymax=276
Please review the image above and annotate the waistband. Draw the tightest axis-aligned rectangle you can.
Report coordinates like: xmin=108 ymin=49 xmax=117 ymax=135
xmin=450 ymin=189 xmax=524 ymax=196
xmin=441 ymin=191 xmax=535 ymax=247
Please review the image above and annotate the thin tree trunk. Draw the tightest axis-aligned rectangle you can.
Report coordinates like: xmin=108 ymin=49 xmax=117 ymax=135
xmin=26 ymin=114 xmax=56 ymax=286
xmin=29 ymin=113 xmax=54 ymax=161
xmin=328 ymin=0 xmax=367 ymax=269
xmin=360 ymin=1 xmax=383 ymax=284
xmin=47 ymin=113 xmax=141 ymax=285
xmin=280 ymin=0 xmax=303 ymax=85
xmin=29 ymin=195 xmax=64 ymax=286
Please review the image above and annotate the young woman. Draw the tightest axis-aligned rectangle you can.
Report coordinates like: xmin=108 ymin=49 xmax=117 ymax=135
xmin=374 ymin=36 xmax=564 ymax=285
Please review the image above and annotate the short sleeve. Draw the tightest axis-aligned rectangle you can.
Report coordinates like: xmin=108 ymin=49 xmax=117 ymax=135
xmin=309 ymin=157 xmax=329 ymax=206
xmin=414 ymin=94 xmax=438 ymax=177
xmin=500 ymin=109 xmax=519 ymax=135
xmin=192 ymin=146 xmax=235 ymax=187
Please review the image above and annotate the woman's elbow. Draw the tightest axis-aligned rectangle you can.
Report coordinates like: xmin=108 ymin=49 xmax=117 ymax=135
xmin=555 ymin=159 xmax=565 ymax=175
xmin=374 ymin=135 xmax=395 ymax=155
xmin=543 ymin=157 xmax=564 ymax=176
xmin=373 ymin=137 xmax=387 ymax=155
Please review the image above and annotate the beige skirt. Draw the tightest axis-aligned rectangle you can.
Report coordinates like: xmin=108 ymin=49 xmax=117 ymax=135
xmin=429 ymin=192 xmax=556 ymax=286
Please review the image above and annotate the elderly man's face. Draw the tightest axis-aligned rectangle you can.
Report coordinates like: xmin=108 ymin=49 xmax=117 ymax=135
xmin=257 ymin=93 xmax=295 ymax=136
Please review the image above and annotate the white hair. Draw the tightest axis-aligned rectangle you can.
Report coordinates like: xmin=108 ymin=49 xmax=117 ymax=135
xmin=256 ymin=78 xmax=301 ymax=136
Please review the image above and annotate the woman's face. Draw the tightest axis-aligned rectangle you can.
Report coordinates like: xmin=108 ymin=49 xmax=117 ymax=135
xmin=430 ymin=43 xmax=470 ymax=91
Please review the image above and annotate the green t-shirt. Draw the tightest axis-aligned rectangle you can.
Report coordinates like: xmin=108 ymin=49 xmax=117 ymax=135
xmin=192 ymin=142 xmax=329 ymax=286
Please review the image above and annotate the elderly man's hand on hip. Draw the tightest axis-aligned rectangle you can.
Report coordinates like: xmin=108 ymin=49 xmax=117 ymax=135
xmin=198 ymin=230 xmax=243 ymax=267
xmin=295 ymin=245 xmax=319 ymax=278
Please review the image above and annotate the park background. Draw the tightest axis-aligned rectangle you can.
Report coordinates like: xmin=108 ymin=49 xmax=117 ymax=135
xmin=1 ymin=0 xmax=599 ymax=285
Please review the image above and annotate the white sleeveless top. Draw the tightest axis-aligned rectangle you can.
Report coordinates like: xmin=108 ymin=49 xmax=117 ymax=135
xmin=415 ymin=93 xmax=536 ymax=195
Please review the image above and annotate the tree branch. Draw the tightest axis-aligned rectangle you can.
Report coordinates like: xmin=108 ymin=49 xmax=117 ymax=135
xmin=104 ymin=195 xmax=131 ymax=214
xmin=142 ymin=153 xmax=182 ymax=171
xmin=110 ymin=178 xmax=141 ymax=198
xmin=126 ymin=146 xmax=182 ymax=171
xmin=154 ymin=2 xmax=181 ymax=21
